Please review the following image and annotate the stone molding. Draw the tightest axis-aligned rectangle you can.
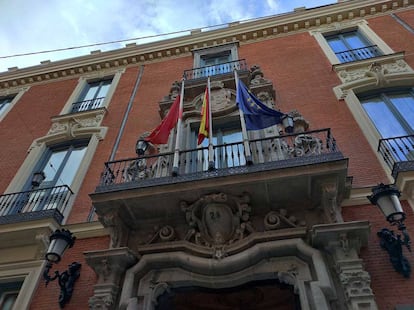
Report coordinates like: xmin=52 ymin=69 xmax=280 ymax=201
xmin=119 ymin=238 xmax=336 ymax=310
xmin=1 ymin=1 xmax=411 ymax=90
xmin=332 ymin=53 xmax=414 ymax=99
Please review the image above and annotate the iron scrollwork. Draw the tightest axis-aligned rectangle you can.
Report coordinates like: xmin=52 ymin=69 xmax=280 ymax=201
xmin=43 ymin=261 xmax=82 ymax=308
xmin=377 ymin=227 xmax=411 ymax=278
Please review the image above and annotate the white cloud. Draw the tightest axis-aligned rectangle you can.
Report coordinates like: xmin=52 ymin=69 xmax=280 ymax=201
xmin=0 ymin=0 xmax=335 ymax=72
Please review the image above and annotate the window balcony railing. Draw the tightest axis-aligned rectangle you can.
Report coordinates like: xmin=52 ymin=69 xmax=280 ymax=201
xmin=378 ymin=135 xmax=414 ymax=178
xmin=71 ymin=97 xmax=105 ymax=113
xmin=335 ymin=45 xmax=382 ymax=63
xmin=97 ymin=128 xmax=341 ymax=190
xmin=183 ymin=59 xmax=249 ymax=80
xmin=0 ymin=185 xmax=73 ymax=224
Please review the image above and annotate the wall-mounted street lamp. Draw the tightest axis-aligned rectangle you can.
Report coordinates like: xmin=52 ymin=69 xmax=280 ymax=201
xmin=282 ymin=114 xmax=294 ymax=134
xmin=31 ymin=171 xmax=45 ymax=188
xmin=43 ymin=229 xmax=81 ymax=308
xmin=135 ymin=138 xmax=149 ymax=156
xmin=368 ymin=183 xmax=411 ymax=278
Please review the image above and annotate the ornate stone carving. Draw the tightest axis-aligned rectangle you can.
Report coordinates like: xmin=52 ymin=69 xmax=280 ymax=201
xmin=291 ymin=134 xmax=322 ymax=157
xmin=48 ymin=109 xmax=106 ymax=138
xmin=89 ymin=294 xmax=115 ymax=310
xmin=124 ymin=158 xmax=152 ymax=181
xmin=150 ymin=282 xmax=170 ymax=308
xmin=169 ymin=81 xmax=180 ymax=100
xmin=146 ymin=225 xmax=176 ymax=244
xmin=249 ymin=65 xmax=271 ymax=86
xmin=181 ymin=192 xmax=254 ymax=257
xmin=336 ymin=58 xmax=412 ymax=85
xmin=320 ymin=182 xmax=343 ymax=223
xmin=85 ymin=248 xmax=138 ymax=310
xmin=312 ymin=222 xmax=378 ymax=310
xmin=99 ymin=211 xmax=128 ymax=248
xmin=264 ymin=209 xmax=306 ymax=230
xmin=210 ymin=87 xmax=233 ymax=113
xmin=384 ymin=59 xmax=409 ymax=74
xmin=339 ymin=269 xmax=374 ymax=307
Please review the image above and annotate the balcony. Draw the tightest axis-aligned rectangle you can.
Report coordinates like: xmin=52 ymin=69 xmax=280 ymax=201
xmin=92 ymin=129 xmax=349 ymax=232
xmin=71 ymin=96 xmax=105 ymax=113
xmin=378 ymin=135 xmax=414 ymax=178
xmin=184 ymin=59 xmax=248 ymax=81
xmin=0 ymin=185 xmax=73 ymax=224
xmin=335 ymin=45 xmax=382 ymax=63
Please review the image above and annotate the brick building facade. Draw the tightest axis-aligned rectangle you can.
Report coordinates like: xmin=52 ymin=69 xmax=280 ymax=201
xmin=0 ymin=1 xmax=414 ymax=309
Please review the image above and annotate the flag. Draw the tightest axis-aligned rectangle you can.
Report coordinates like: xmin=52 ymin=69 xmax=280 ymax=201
xmin=145 ymin=95 xmax=180 ymax=144
xmin=197 ymin=87 xmax=209 ymax=145
xmin=236 ymin=80 xmax=285 ymax=130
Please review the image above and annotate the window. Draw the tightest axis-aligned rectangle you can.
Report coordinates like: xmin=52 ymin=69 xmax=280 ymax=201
xmin=0 ymin=96 xmax=14 ymax=118
xmin=71 ymin=77 xmax=113 ymax=112
xmin=35 ymin=142 xmax=88 ymax=189
xmin=189 ymin=122 xmax=245 ymax=171
xmin=198 ymin=51 xmax=232 ymax=77
xmin=325 ymin=30 xmax=382 ymax=63
xmin=192 ymin=43 xmax=239 ymax=78
xmin=4 ymin=141 xmax=88 ymax=215
xmin=361 ymin=89 xmax=414 ymax=163
xmin=361 ymin=90 xmax=414 ymax=138
xmin=0 ymin=281 xmax=22 ymax=310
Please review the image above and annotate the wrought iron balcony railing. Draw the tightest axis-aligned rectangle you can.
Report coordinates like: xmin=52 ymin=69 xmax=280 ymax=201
xmin=98 ymin=128 xmax=340 ymax=190
xmin=335 ymin=45 xmax=382 ymax=63
xmin=378 ymin=135 xmax=414 ymax=178
xmin=0 ymin=185 xmax=73 ymax=224
xmin=183 ymin=59 xmax=248 ymax=80
xmin=71 ymin=97 xmax=105 ymax=113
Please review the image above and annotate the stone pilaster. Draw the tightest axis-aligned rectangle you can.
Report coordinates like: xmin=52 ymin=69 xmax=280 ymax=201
xmin=85 ymin=247 xmax=138 ymax=310
xmin=312 ymin=221 xmax=378 ymax=310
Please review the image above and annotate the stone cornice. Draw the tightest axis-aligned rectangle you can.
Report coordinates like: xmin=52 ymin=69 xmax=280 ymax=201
xmin=0 ymin=0 xmax=412 ymax=90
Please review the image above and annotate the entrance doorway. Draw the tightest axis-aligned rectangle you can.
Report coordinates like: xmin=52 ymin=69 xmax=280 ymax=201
xmin=156 ymin=280 xmax=300 ymax=310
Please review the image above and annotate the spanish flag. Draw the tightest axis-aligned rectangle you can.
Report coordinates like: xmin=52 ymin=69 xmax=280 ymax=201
xmin=197 ymin=86 xmax=209 ymax=145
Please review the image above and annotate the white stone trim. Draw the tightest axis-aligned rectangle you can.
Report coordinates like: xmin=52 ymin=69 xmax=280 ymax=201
xmin=60 ymin=68 xmax=124 ymax=115
xmin=0 ymin=260 xmax=44 ymax=310
xmin=0 ymin=87 xmax=29 ymax=122
xmin=310 ymin=20 xmax=394 ymax=65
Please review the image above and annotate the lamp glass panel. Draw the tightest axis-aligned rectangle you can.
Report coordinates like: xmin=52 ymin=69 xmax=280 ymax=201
xmin=46 ymin=238 xmax=70 ymax=262
xmin=376 ymin=195 xmax=403 ymax=218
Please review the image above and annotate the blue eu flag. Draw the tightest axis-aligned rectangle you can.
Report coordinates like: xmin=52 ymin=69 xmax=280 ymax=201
xmin=236 ymin=80 xmax=285 ymax=130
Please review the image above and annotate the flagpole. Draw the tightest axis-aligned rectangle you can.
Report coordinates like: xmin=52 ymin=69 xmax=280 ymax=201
xmin=234 ymin=70 xmax=253 ymax=165
xmin=207 ymin=76 xmax=215 ymax=170
xmin=172 ymin=78 xmax=185 ymax=176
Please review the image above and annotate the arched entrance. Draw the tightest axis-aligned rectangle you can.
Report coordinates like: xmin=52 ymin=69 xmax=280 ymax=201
xmin=119 ymin=239 xmax=336 ymax=310
xmin=156 ymin=280 xmax=301 ymax=310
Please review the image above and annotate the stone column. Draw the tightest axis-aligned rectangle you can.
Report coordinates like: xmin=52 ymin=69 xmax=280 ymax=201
xmin=85 ymin=247 xmax=138 ymax=310
xmin=312 ymin=221 xmax=378 ymax=310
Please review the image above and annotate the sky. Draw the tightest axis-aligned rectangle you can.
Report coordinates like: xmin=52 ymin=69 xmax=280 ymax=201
xmin=0 ymin=0 xmax=336 ymax=73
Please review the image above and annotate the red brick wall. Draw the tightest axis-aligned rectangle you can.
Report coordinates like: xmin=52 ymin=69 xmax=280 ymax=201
xmin=343 ymin=202 xmax=414 ymax=309
xmin=114 ymin=56 xmax=193 ymax=160
xmin=369 ymin=12 xmax=414 ymax=67
xmin=0 ymin=78 xmax=77 ymax=193
xmin=29 ymin=236 xmax=109 ymax=310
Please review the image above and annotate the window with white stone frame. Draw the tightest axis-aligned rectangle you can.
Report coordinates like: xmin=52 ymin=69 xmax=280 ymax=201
xmin=311 ymin=20 xmax=394 ymax=65
xmin=191 ymin=43 xmax=240 ymax=78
